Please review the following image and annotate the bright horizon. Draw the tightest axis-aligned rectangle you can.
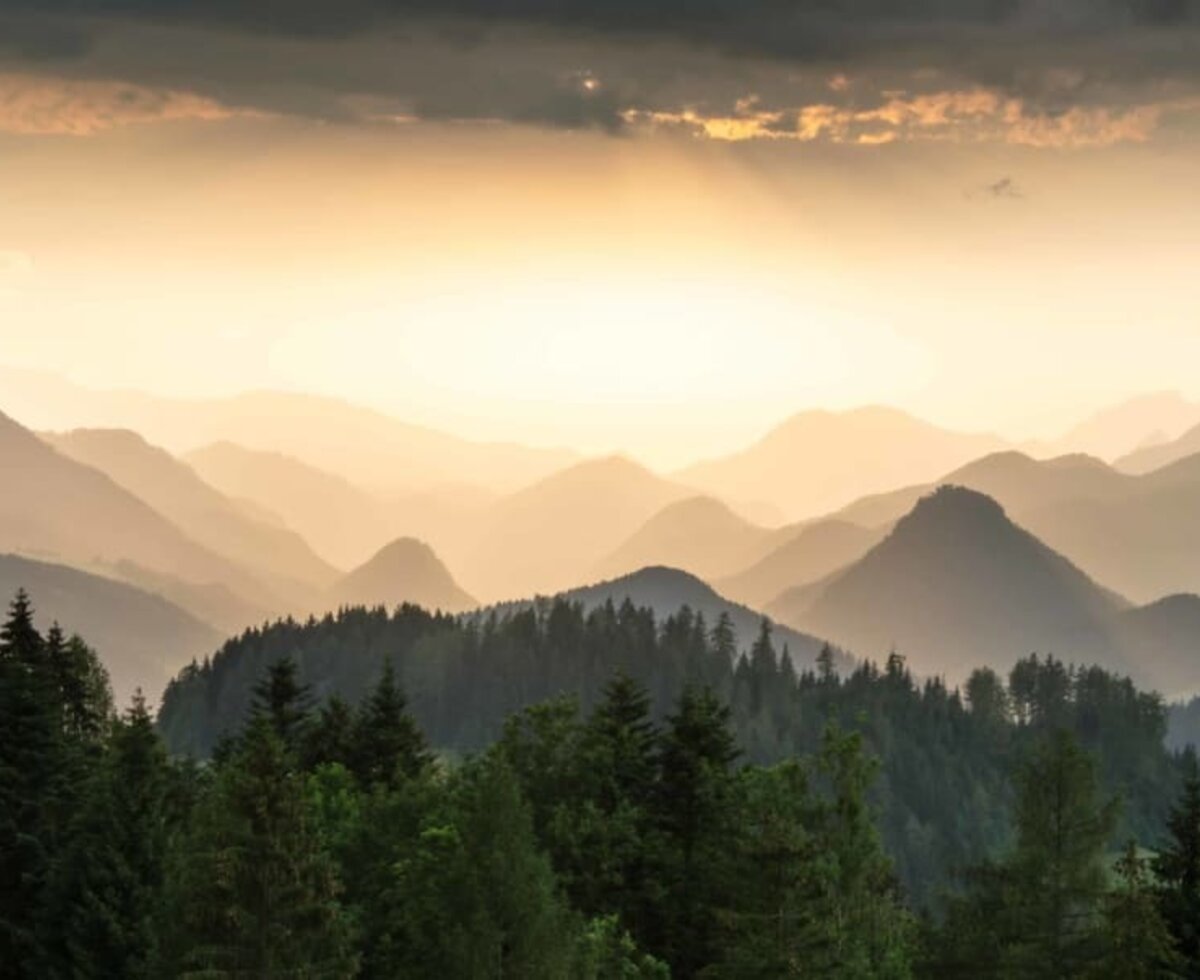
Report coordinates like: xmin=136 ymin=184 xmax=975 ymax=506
xmin=2 ymin=5 xmax=1199 ymax=468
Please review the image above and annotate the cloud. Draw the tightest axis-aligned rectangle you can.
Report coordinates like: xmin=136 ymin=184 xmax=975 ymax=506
xmin=623 ymin=87 xmax=1194 ymax=147
xmin=0 ymin=73 xmax=248 ymax=135
xmin=0 ymin=1 xmax=1195 ymax=143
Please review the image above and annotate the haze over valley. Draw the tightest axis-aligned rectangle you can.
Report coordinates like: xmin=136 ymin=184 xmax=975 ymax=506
xmin=8 ymin=379 xmax=1200 ymax=704
xmin=4 ymin=5 xmax=1200 ymax=973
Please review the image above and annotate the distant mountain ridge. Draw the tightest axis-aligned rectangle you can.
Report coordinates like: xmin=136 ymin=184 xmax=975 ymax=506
xmin=1117 ymin=421 xmax=1200 ymax=475
xmin=0 ymin=553 xmax=221 ymax=706
xmin=677 ymin=406 xmax=1006 ymax=522
xmin=0 ymin=367 xmax=577 ymax=495
xmin=330 ymin=538 xmax=477 ymax=614
xmin=594 ymin=496 xmax=772 ymax=583
xmin=463 ymin=455 xmax=693 ymax=602
xmin=186 ymin=441 xmax=392 ymax=570
xmin=826 ymin=449 xmax=1200 ymax=603
xmin=46 ymin=428 xmax=336 ymax=597
xmin=486 ymin=564 xmax=847 ymax=672
xmin=770 ymin=485 xmax=1200 ymax=695
xmin=0 ymin=410 xmax=284 ymax=622
xmin=717 ymin=519 xmax=884 ymax=610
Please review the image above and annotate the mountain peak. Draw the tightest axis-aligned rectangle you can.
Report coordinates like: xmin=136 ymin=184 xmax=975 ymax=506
xmin=332 ymin=536 xmax=476 ymax=613
xmin=902 ymin=485 xmax=1009 ymax=527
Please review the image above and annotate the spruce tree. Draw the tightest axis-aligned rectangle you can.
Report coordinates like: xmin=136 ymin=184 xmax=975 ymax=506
xmin=352 ymin=658 xmax=431 ymax=787
xmin=0 ymin=590 xmax=57 ymax=974
xmin=1096 ymin=840 xmax=1181 ymax=979
xmin=1004 ymin=730 xmax=1118 ymax=978
xmin=654 ymin=686 xmax=741 ymax=976
xmin=52 ymin=694 xmax=172 ymax=978
xmin=1156 ymin=748 xmax=1200 ymax=977
xmin=159 ymin=716 xmax=358 ymax=977
xmin=376 ymin=757 xmax=577 ymax=978
xmin=249 ymin=656 xmax=313 ymax=756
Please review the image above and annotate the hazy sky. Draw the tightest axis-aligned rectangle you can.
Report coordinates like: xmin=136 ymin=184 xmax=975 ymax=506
xmin=1 ymin=2 xmax=1198 ymax=468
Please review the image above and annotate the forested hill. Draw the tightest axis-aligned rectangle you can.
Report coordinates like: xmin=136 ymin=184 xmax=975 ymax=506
xmin=156 ymin=598 xmax=1183 ymax=905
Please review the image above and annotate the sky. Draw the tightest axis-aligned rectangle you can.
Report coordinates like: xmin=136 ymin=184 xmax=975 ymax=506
xmin=1 ymin=1 xmax=1198 ymax=468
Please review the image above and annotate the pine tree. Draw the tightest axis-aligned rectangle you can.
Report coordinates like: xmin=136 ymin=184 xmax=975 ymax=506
xmin=159 ymin=716 xmax=358 ymax=977
xmin=301 ymin=695 xmax=357 ymax=772
xmin=654 ymin=686 xmax=741 ymax=976
xmin=376 ymin=757 xmax=577 ymax=978
xmin=0 ymin=590 xmax=57 ymax=974
xmin=52 ymin=694 xmax=173 ymax=978
xmin=45 ymin=625 xmax=112 ymax=743
xmin=1156 ymin=748 xmax=1200 ymax=977
xmin=1094 ymin=840 xmax=1181 ymax=979
xmin=1004 ymin=730 xmax=1118 ymax=978
xmin=566 ymin=672 xmax=660 ymax=939
xmin=352 ymin=658 xmax=431 ymax=787
xmin=249 ymin=656 xmax=312 ymax=755
xmin=719 ymin=761 xmax=829 ymax=978
xmin=811 ymin=725 xmax=914 ymax=979
xmin=711 ymin=612 xmax=737 ymax=661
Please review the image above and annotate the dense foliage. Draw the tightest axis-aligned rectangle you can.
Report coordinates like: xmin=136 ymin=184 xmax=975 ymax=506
xmin=160 ymin=598 xmax=1181 ymax=903
xmin=6 ymin=589 xmax=1200 ymax=977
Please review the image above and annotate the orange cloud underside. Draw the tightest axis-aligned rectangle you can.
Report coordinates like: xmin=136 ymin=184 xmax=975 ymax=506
xmin=625 ymin=88 xmax=1197 ymax=149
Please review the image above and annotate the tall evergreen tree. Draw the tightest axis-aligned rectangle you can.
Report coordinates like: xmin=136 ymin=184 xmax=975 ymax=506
xmin=0 ymin=590 xmax=57 ymax=974
xmin=1004 ymin=731 xmax=1118 ymax=978
xmin=654 ymin=685 xmax=741 ymax=976
xmin=811 ymin=726 xmax=914 ymax=979
xmin=159 ymin=716 xmax=358 ymax=978
xmin=375 ymin=757 xmax=578 ymax=979
xmin=1156 ymin=748 xmax=1200 ymax=977
xmin=51 ymin=694 xmax=173 ymax=979
xmin=249 ymin=656 xmax=313 ymax=756
xmin=1095 ymin=840 xmax=1181 ymax=979
xmin=352 ymin=658 xmax=431 ymax=787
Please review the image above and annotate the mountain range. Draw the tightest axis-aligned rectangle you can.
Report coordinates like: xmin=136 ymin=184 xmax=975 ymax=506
xmin=0 ymin=553 xmax=221 ymax=705
xmin=8 ymin=378 xmax=1200 ymax=703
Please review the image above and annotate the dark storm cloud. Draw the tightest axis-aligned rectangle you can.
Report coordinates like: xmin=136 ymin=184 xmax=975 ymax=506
xmin=0 ymin=0 xmax=1197 ymax=137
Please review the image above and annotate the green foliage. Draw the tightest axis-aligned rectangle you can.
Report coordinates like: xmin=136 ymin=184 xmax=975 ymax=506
xmin=5 ymin=587 xmax=1197 ymax=977
xmin=158 ymin=605 xmax=1184 ymax=908
xmin=372 ymin=757 xmax=578 ymax=979
xmin=1155 ymin=748 xmax=1200 ymax=977
xmin=929 ymin=731 xmax=1122 ymax=979
xmin=0 ymin=591 xmax=115 ymax=976
xmin=158 ymin=716 xmax=359 ymax=978
xmin=49 ymin=694 xmax=173 ymax=978
xmin=1093 ymin=840 xmax=1181 ymax=979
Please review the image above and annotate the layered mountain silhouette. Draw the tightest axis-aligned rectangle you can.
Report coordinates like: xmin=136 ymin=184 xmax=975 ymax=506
xmin=771 ymin=487 xmax=1132 ymax=683
xmin=0 ymin=411 xmax=283 ymax=620
xmin=330 ymin=538 xmax=477 ymax=614
xmin=464 ymin=456 xmax=691 ymax=601
xmin=677 ymin=406 xmax=1004 ymax=522
xmin=505 ymin=565 xmax=844 ymax=671
xmin=829 ymin=450 xmax=1200 ymax=603
xmin=1044 ymin=391 xmax=1200 ymax=462
xmin=1116 ymin=595 xmax=1200 ymax=698
xmin=1116 ymin=421 xmax=1200 ymax=475
xmin=46 ymin=428 xmax=336 ymax=597
xmin=0 ymin=553 xmax=221 ymax=706
xmin=594 ymin=496 xmax=772 ymax=583
xmin=186 ymin=442 xmax=392 ymax=570
xmin=0 ymin=368 xmax=576 ymax=496
xmin=717 ymin=519 xmax=884 ymax=610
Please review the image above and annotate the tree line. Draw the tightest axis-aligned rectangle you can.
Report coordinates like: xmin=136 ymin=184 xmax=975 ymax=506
xmin=160 ymin=598 xmax=1182 ymax=904
xmin=4 ymin=588 xmax=1200 ymax=976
